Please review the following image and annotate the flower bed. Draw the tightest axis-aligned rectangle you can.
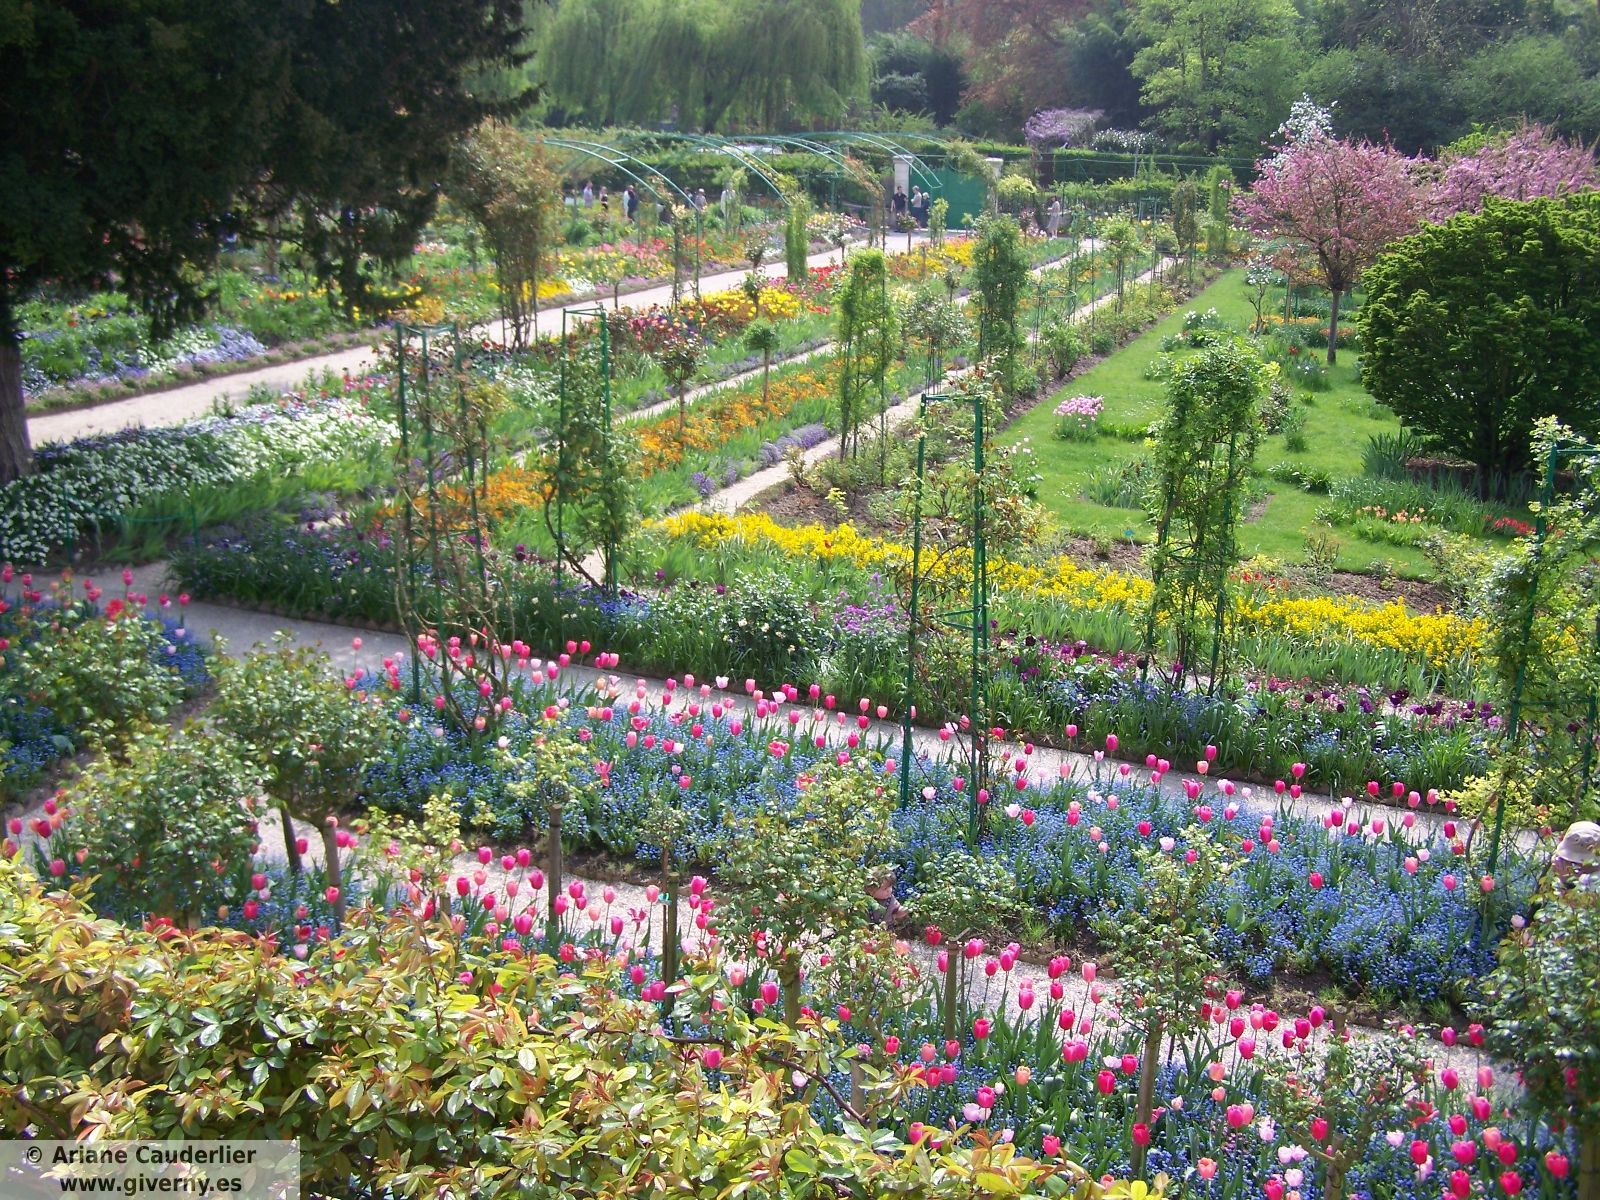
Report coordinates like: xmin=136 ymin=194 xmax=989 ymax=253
xmin=649 ymin=513 xmax=1485 ymax=685
xmin=0 ymin=576 xmax=208 ymax=798
xmin=0 ymin=385 xmax=397 ymax=564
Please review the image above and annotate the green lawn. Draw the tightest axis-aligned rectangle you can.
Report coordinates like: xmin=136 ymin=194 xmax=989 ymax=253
xmin=1002 ymin=268 xmax=1442 ymax=576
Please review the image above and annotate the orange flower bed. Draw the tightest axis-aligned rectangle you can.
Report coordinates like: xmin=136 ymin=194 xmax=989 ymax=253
xmin=633 ymin=364 xmax=836 ymax=473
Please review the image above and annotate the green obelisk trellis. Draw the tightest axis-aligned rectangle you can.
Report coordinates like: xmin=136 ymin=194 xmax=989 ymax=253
xmin=896 ymin=389 xmax=991 ymax=851
xmin=1487 ymin=437 xmax=1600 ymax=872
xmin=553 ymin=305 xmax=619 ymax=601
xmin=392 ymin=321 xmax=492 ymax=703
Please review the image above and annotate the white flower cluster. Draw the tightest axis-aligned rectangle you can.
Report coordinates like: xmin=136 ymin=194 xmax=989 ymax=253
xmin=0 ymin=396 xmax=398 ymax=564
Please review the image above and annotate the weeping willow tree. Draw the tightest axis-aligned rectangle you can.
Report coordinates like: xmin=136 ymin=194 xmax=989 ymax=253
xmin=533 ymin=0 xmax=867 ymax=131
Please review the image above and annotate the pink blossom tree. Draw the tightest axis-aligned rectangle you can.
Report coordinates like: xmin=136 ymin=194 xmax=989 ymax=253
xmin=1431 ymin=123 xmax=1597 ymax=220
xmin=1234 ymin=131 xmax=1426 ymax=364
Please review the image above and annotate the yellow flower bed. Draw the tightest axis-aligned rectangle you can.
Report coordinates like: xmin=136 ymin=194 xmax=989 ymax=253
xmin=649 ymin=512 xmax=1486 ymax=669
xmin=1233 ymin=595 xmax=1485 ymax=666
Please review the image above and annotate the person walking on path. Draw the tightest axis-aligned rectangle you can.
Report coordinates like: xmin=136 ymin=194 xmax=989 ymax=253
xmin=892 ymin=187 xmax=908 ymax=220
xmin=623 ymin=185 xmax=639 ymax=223
xmin=582 ymin=181 xmax=594 ymax=209
xmin=598 ymin=187 xmax=610 ymax=215
xmin=1046 ymin=196 xmax=1063 ymax=238
xmin=693 ymin=188 xmax=708 ymax=213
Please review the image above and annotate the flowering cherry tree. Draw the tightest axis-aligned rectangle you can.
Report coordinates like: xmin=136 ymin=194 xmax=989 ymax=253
xmin=1431 ymin=123 xmax=1597 ymax=220
xmin=1234 ymin=130 xmax=1424 ymax=364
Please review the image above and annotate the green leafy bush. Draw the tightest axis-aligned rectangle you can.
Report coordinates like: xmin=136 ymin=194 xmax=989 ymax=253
xmin=50 ymin=724 xmax=261 ymax=924
xmin=0 ymin=856 xmax=1102 ymax=1198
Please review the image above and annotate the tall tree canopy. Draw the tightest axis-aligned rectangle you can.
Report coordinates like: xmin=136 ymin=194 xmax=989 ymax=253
xmin=911 ymin=0 xmax=1091 ymax=121
xmin=536 ymin=0 xmax=867 ymax=131
xmin=1130 ymin=0 xmax=1303 ymax=150
xmin=0 ymin=0 xmax=531 ymax=482
xmin=1359 ymin=194 xmax=1600 ymax=478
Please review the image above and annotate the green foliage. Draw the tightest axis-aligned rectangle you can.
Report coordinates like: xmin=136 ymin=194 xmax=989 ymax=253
xmin=785 ymin=196 xmax=813 ymax=281
xmin=1131 ymin=0 xmax=1301 ymax=152
xmin=971 ymin=213 xmax=1032 ymax=396
xmin=899 ymin=283 xmax=971 ymax=379
xmin=836 ymin=250 xmax=897 ymax=462
xmin=1170 ymin=177 xmax=1201 ymax=260
xmin=52 ymin=725 xmax=260 ymax=923
xmin=1359 ymin=193 xmax=1600 ymax=476
xmin=996 ymin=173 xmax=1041 ymax=216
xmin=211 ymin=639 xmax=391 ymax=822
xmin=0 ymin=855 xmax=1101 ymax=1197
xmin=1475 ymin=419 xmax=1600 ymax=829
xmin=533 ymin=334 xmax=638 ymax=584
xmin=717 ymin=760 xmax=897 ymax=1024
xmin=1143 ymin=339 xmax=1271 ymax=687
xmin=1257 ymin=1033 xmax=1432 ymax=1200
xmin=447 ymin=124 xmax=563 ymax=350
xmin=0 ymin=0 xmax=531 ymax=480
xmin=1485 ymin=887 xmax=1600 ymax=1185
xmin=905 ymin=850 xmax=1022 ymax=939
xmin=1044 ymin=324 xmax=1084 ymax=379
xmin=12 ymin=610 xmax=185 ymax=749
xmin=928 ymin=197 xmax=949 ymax=248
xmin=534 ymin=0 xmax=866 ymax=131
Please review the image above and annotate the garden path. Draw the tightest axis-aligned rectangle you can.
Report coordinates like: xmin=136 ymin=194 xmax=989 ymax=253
xmin=9 ymin=570 xmax=1508 ymax=1078
xmin=26 ymin=240 xmax=915 ymax=446
xmin=113 ymin=557 xmax=1479 ymax=843
xmin=696 ymin=256 xmax=1176 ymax=516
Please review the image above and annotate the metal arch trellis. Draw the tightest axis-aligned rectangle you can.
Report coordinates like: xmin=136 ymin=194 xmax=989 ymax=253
xmin=553 ymin=304 xmax=619 ymax=604
xmin=541 ymin=135 xmax=708 ymax=300
xmin=1487 ymin=439 xmax=1600 ymax=872
xmin=614 ymin=131 xmax=797 ymax=299
xmin=392 ymin=320 xmax=493 ymax=704
xmin=725 ymin=133 xmax=884 ymax=229
xmin=895 ymin=388 xmax=992 ymax=852
xmin=814 ymin=131 xmax=946 ymax=198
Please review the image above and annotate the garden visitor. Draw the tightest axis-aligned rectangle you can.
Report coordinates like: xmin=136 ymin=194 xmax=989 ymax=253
xmin=720 ymin=183 xmax=734 ymax=223
xmin=1046 ymin=196 xmax=1063 ymax=238
xmin=892 ymin=186 xmax=908 ymax=219
xmin=623 ymin=184 xmax=638 ymax=222
xmin=1552 ymin=820 xmax=1600 ymax=892
xmin=910 ymin=186 xmax=925 ymax=227
xmin=598 ymin=186 xmax=610 ymax=214
xmin=582 ymin=180 xmax=594 ymax=208
xmin=866 ymin=867 xmax=905 ymax=927
xmin=693 ymin=187 xmax=708 ymax=212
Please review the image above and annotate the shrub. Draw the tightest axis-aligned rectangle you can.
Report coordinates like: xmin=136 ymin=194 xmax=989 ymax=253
xmin=1484 ymin=887 xmax=1600 ymax=1196
xmin=211 ymin=640 xmax=394 ymax=908
xmin=49 ymin=724 xmax=261 ymax=924
xmin=0 ymin=856 xmax=1100 ymax=1198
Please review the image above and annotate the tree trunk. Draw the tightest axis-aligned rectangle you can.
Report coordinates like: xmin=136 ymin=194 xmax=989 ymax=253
xmin=319 ymin=823 xmax=346 ymax=923
xmin=1580 ymin=1129 xmax=1598 ymax=1200
xmin=0 ymin=324 xmax=33 ymax=484
xmin=546 ymin=802 xmax=564 ymax=927
xmin=940 ymin=947 xmax=960 ymax=1043
xmin=1131 ymin=1019 xmax=1163 ymax=1179
xmin=762 ymin=353 xmax=770 ymax=405
xmin=779 ymin=958 xmax=803 ymax=1028
xmin=1326 ymin=287 xmax=1341 ymax=366
xmin=281 ymin=805 xmax=303 ymax=875
xmin=661 ymin=843 xmax=680 ymax=1017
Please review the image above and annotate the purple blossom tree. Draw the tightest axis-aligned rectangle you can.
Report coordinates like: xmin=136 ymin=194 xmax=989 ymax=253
xmin=1234 ymin=130 xmax=1425 ymax=364
xmin=1022 ymin=108 xmax=1104 ymax=149
xmin=1431 ymin=124 xmax=1597 ymax=220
